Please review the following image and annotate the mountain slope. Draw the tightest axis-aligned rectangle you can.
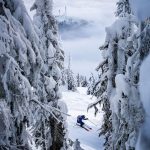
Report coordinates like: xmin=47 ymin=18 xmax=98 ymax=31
xmin=61 ymin=87 xmax=104 ymax=150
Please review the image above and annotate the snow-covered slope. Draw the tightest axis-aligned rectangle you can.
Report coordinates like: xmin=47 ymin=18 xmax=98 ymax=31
xmin=61 ymin=87 xmax=104 ymax=150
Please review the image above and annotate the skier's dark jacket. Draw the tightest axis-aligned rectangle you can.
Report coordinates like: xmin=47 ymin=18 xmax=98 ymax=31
xmin=77 ymin=115 xmax=88 ymax=126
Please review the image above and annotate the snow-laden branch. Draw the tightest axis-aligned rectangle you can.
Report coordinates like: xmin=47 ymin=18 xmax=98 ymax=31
xmin=30 ymin=99 xmax=71 ymax=122
xmin=46 ymin=103 xmax=71 ymax=116
xmin=96 ymin=59 xmax=107 ymax=71
xmin=87 ymin=93 xmax=105 ymax=112
xmin=31 ymin=99 xmax=61 ymax=122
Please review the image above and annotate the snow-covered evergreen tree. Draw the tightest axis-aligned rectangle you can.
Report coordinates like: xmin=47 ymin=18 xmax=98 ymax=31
xmin=0 ymin=0 xmax=67 ymax=149
xmin=61 ymin=68 xmax=76 ymax=91
xmin=65 ymin=68 xmax=76 ymax=91
xmin=62 ymin=69 xmax=67 ymax=86
xmin=0 ymin=0 xmax=42 ymax=148
xmin=80 ymin=76 xmax=88 ymax=87
xmin=62 ymin=55 xmax=76 ymax=91
xmin=89 ymin=1 xmax=145 ymax=149
xmin=124 ymin=3 xmax=150 ymax=150
xmin=116 ymin=0 xmax=131 ymax=17
xmin=30 ymin=0 xmax=66 ymax=149
xmin=76 ymin=74 xmax=88 ymax=88
xmin=87 ymin=74 xmax=96 ymax=95
xmin=76 ymin=73 xmax=81 ymax=87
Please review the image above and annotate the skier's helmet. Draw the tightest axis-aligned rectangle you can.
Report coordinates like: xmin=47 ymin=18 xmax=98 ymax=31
xmin=82 ymin=115 xmax=85 ymax=118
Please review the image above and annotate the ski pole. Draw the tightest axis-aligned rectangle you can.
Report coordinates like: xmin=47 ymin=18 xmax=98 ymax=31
xmin=88 ymin=120 xmax=97 ymax=126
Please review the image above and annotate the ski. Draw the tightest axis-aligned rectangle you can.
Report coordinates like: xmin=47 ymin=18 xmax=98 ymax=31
xmin=76 ymin=123 xmax=92 ymax=131
xmin=82 ymin=127 xmax=90 ymax=131
xmin=84 ymin=124 xmax=92 ymax=130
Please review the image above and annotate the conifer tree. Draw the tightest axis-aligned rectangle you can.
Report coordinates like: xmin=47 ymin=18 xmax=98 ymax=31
xmin=64 ymin=54 xmax=76 ymax=91
xmin=89 ymin=1 xmax=144 ymax=149
xmin=31 ymin=0 xmax=66 ymax=149
xmin=0 ymin=0 xmax=43 ymax=148
xmin=87 ymin=74 xmax=96 ymax=95
xmin=76 ymin=73 xmax=81 ymax=87
xmin=0 ymin=0 xmax=67 ymax=149
xmin=116 ymin=0 xmax=131 ymax=17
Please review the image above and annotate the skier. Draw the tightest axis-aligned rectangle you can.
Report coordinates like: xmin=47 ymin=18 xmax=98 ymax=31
xmin=77 ymin=115 xmax=88 ymax=127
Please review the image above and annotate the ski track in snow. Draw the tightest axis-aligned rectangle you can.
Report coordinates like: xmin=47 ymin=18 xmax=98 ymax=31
xmin=61 ymin=87 xmax=104 ymax=150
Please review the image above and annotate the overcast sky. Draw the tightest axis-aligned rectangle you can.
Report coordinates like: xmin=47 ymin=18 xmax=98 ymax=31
xmin=23 ymin=0 xmax=117 ymax=77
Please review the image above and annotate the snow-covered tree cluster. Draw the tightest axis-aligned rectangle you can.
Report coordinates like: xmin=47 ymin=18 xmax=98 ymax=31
xmin=89 ymin=0 xmax=150 ymax=149
xmin=61 ymin=55 xmax=76 ymax=91
xmin=87 ymin=74 xmax=96 ymax=95
xmin=0 ymin=0 xmax=68 ymax=149
xmin=62 ymin=68 xmax=76 ymax=91
xmin=76 ymin=74 xmax=88 ymax=88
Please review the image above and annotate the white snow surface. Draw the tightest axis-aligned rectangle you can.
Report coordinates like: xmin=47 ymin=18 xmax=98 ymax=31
xmin=61 ymin=87 xmax=104 ymax=150
xmin=130 ymin=0 xmax=150 ymax=21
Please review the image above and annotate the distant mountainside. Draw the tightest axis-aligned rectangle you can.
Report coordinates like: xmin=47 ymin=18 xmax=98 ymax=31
xmin=56 ymin=15 xmax=91 ymax=31
xmin=56 ymin=15 xmax=94 ymax=39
